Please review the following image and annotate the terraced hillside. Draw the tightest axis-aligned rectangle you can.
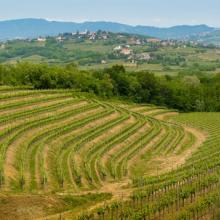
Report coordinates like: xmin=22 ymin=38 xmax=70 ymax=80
xmin=0 ymin=87 xmax=211 ymax=219
xmin=78 ymin=112 xmax=220 ymax=220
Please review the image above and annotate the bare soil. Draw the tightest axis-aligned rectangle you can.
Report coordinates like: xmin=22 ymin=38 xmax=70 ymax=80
xmin=0 ymin=194 xmax=65 ymax=220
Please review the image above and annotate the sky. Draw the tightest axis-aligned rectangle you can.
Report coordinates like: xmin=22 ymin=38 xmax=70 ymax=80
xmin=0 ymin=0 xmax=220 ymax=27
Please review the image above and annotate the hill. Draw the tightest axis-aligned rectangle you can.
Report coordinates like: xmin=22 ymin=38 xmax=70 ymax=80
xmin=1 ymin=30 xmax=220 ymax=75
xmin=191 ymin=30 xmax=220 ymax=46
xmin=0 ymin=87 xmax=200 ymax=218
xmin=81 ymin=111 xmax=220 ymax=220
xmin=0 ymin=87 xmax=220 ymax=219
xmin=0 ymin=18 xmax=215 ymax=40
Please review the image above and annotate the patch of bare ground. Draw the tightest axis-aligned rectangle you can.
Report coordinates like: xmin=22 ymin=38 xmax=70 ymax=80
xmin=0 ymin=194 xmax=66 ymax=220
xmin=99 ymin=178 xmax=132 ymax=200
xmin=61 ymin=178 xmax=132 ymax=199
xmin=36 ymin=179 xmax=132 ymax=220
xmin=144 ymin=125 xmax=207 ymax=176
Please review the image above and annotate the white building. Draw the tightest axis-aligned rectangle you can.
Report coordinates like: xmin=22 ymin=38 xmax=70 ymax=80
xmin=101 ymin=60 xmax=107 ymax=64
xmin=113 ymin=45 xmax=122 ymax=51
xmin=37 ymin=37 xmax=46 ymax=42
xmin=56 ymin=36 xmax=65 ymax=42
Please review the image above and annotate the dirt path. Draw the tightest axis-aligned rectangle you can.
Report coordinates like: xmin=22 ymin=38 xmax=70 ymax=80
xmin=36 ymin=178 xmax=132 ymax=220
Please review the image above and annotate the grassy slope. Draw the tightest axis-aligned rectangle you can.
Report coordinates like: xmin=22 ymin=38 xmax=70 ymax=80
xmin=0 ymin=87 xmax=219 ymax=220
xmin=0 ymin=87 xmax=203 ymax=219
xmin=75 ymin=112 xmax=220 ymax=220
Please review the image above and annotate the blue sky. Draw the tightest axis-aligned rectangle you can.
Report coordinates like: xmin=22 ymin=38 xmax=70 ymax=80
xmin=1 ymin=0 xmax=219 ymax=27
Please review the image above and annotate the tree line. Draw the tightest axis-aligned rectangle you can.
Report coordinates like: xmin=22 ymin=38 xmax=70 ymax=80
xmin=0 ymin=62 xmax=219 ymax=112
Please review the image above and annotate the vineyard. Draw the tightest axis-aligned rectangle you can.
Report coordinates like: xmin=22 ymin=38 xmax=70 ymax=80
xmin=78 ymin=113 xmax=220 ymax=220
xmin=0 ymin=87 xmax=219 ymax=219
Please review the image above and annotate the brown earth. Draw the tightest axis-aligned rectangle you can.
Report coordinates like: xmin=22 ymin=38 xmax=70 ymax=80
xmin=0 ymin=194 xmax=66 ymax=220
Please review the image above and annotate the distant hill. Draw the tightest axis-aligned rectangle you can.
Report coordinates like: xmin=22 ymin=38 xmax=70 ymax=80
xmin=0 ymin=18 xmax=216 ymax=41
xmin=190 ymin=30 xmax=220 ymax=46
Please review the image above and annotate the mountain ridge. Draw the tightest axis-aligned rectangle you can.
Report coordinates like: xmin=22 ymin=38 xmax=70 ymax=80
xmin=0 ymin=18 xmax=216 ymax=40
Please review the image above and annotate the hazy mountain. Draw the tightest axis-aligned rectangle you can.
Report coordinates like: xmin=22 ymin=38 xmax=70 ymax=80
xmin=0 ymin=18 xmax=216 ymax=40
xmin=190 ymin=30 xmax=220 ymax=46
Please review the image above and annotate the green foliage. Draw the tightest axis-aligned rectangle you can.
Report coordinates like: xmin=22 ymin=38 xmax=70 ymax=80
xmin=63 ymin=193 xmax=112 ymax=207
xmin=0 ymin=62 xmax=219 ymax=112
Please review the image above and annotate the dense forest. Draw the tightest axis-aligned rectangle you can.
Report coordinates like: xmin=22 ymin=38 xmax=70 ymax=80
xmin=0 ymin=62 xmax=219 ymax=112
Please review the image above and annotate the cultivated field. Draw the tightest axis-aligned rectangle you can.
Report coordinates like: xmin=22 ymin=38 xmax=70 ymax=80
xmin=80 ymin=113 xmax=220 ymax=220
xmin=0 ymin=87 xmax=219 ymax=219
